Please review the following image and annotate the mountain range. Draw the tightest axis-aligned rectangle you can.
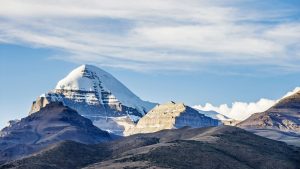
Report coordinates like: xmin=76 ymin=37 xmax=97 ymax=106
xmin=0 ymin=64 xmax=299 ymax=168
xmin=1 ymin=126 xmax=299 ymax=169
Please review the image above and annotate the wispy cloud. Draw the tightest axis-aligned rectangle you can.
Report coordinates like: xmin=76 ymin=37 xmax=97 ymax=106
xmin=0 ymin=0 xmax=299 ymax=72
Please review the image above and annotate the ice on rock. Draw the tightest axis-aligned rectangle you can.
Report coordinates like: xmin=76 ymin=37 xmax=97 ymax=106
xmin=55 ymin=65 xmax=155 ymax=112
xmin=30 ymin=64 xmax=156 ymax=135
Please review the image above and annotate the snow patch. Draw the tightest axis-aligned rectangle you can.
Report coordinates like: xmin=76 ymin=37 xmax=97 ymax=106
xmin=195 ymin=109 xmax=231 ymax=121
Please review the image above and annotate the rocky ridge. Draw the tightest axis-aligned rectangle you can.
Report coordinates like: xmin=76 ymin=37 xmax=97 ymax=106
xmin=125 ymin=102 xmax=219 ymax=136
xmin=0 ymin=102 xmax=113 ymax=164
xmin=238 ymin=90 xmax=300 ymax=146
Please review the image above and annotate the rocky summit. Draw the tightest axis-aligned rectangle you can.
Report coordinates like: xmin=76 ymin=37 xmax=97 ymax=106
xmin=29 ymin=65 xmax=156 ymax=135
xmin=0 ymin=102 xmax=113 ymax=164
xmin=125 ymin=101 xmax=219 ymax=136
xmin=238 ymin=90 xmax=300 ymax=146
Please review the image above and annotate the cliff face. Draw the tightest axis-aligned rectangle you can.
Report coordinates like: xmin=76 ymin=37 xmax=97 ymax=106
xmin=125 ymin=102 xmax=219 ymax=136
xmin=30 ymin=96 xmax=50 ymax=113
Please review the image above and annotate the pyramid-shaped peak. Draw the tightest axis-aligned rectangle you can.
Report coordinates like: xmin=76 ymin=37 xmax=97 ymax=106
xmin=30 ymin=64 xmax=156 ymax=135
xmin=55 ymin=64 xmax=114 ymax=91
xmin=53 ymin=64 xmax=155 ymax=115
xmin=79 ymin=64 xmax=105 ymax=71
xmin=71 ymin=64 xmax=110 ymax=77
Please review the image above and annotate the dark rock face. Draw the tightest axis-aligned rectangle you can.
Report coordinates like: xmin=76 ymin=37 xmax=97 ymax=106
xmin=0 ymin=102 xmax=112 ymax=164
xmin=0 ymin=141 xmax=112 ymax=169
xmin=237 ymin=91 xmax=300 ymax=147
xmin=237 ymin=92 xmax=300 ymax=132
xmin=237 ymin=111 xmax=300 ymax=132
xmin=2 ymin=126 xmax=300 ymax=169
xmin=238 ymin=91 xmax=300 ymax=132
xmin=274 ymin=91 xmax=300 ymax=110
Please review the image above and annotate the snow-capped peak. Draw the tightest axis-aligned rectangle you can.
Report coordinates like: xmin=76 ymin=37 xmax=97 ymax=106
xmin=56 ymin=64 xmax=114 ymax=92
xmin=55 ymin=64 xmax=155 ymax=113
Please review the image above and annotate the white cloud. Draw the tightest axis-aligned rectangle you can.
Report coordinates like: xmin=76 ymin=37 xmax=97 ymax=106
xmin=194 ymin=99 xmax=276 ymax=121
xmin=0 ymin=0 xmax=299 ymax=72
xmin=194 ymin=87 xmax=300 ymax=121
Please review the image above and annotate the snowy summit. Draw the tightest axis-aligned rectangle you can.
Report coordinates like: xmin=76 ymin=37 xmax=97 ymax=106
xmin=30 ymin=64 xmax=156 ymax=135
xmin=55 ymin=64 xmax=154 ymax=111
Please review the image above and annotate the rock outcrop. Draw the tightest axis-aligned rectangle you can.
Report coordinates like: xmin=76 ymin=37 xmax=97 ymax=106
xmin=125 ymin=102 xmax=219 ymax=135
xmin=30 ymin=96 xmax=50 ymax=113
xmin=238 ymin=91 xmax=300 ymax=132
xmin=237 ymin=90 xmax=300 ymax=146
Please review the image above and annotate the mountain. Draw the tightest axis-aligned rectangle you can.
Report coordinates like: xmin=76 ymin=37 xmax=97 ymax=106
xmin=0 ymin=102 xmax=113 ymax=164
xmin=29 ymin=65 xmax=156 ymax=135
xmin=124 ymin=102 xmax=219 ymax=136
xmin=238 ymin=90 xmax=300 ymax=146
xmin=2 ymin=126 xmax=299 ymax=169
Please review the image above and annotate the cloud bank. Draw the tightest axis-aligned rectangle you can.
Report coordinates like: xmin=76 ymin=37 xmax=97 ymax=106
xmin=194 ymin=87 xmax=300 ymax=121
xmin=0 ymin=0 xmax=300 ymax=72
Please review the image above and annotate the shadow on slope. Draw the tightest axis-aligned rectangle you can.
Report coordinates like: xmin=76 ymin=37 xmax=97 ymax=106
xmin=2 ymin=126 xmax=300 ymax=169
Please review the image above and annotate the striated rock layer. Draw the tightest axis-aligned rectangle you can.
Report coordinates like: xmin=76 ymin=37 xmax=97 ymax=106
xmin=238 ymin=90 xmax=300 ymax=146
xmin=238 ymin=91 xmax=300 ymax=132
xmin=125 ymin=102 xmax=219 ymax=136
xmin=29 ymin=65 xmax=156 ymax=135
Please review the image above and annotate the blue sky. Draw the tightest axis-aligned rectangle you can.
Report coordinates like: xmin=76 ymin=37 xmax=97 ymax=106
xmin=0 ymin=0 xmax=300 ymax=128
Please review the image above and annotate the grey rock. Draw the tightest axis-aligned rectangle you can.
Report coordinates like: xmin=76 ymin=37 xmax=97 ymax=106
xmin=238 ymin=90 xmax=300 ymax=146
xmin=0 ymin=102 xmax=112 ymax=164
